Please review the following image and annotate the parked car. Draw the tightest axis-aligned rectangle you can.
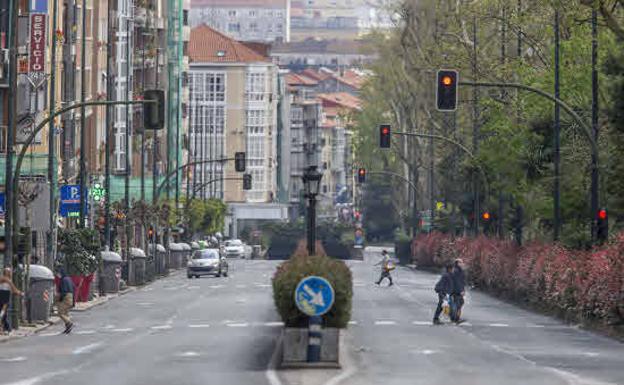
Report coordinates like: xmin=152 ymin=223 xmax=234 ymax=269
xmin=187 ymin=249 xmax=229 ymax=278
xmin=224 ymin=239 xmax=246 ymax=258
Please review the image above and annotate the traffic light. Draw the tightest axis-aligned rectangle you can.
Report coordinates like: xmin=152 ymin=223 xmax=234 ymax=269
xmin=357 ymin=168 xmax=366 ymax=183
xmin=235 ymin=152 xmax=246 ymax=172
xmin=379 ymin=124 xmax=391 ymax=148
xmin=144 ymin=89 xmax=165 ymax=130
xmin=597 ymin=208 xmax=608 ymax=243
xmin=482 ymin=211 xmax=492 ymax=233
xmin=436 ymin=70 xmax=458 ymax=111
xmin=148 ymin=226 xmax=155 ymax=241
xmin=243 ymin=173 xmax=252 ymax=190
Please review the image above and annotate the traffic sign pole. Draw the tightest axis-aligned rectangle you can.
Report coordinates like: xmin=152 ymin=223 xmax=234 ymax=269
xmin=294 ymin=276 xmax=335 ymax=363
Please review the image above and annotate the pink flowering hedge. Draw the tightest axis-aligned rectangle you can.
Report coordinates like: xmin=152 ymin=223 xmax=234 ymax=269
xmin=411 ymin=233 xmax=624 ymax=326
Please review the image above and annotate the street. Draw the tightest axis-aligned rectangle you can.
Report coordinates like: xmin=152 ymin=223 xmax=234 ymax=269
xmin=1 ymin=250 xmax=624 ymax=385
xmin=0 ymin=259 xmax=282 ymax=385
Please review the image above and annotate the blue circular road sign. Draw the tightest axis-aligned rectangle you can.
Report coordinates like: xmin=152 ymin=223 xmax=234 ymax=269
xmin=294 ymin=276 xmax=335 ymax=317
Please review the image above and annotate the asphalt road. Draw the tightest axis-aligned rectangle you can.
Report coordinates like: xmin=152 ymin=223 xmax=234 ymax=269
xmin=0 ymin=259 xmax=282 ymax=385
xmin=340 ymin=246 xmax=624 ymax=385
xmin=2 ymin=249 xmax=624 ymax=385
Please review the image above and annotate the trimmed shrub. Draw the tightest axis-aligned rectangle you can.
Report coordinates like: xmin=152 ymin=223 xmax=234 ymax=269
xmin=272 ymin=253 xmax=353 ymax=328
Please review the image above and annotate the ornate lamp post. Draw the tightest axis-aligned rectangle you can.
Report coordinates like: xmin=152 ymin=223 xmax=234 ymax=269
xmin=302 ymin=166 xmax=323 ymax=256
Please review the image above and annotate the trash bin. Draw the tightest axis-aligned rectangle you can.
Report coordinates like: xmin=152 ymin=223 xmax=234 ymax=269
xmin=101 ymin=251 xmax=123 ymax=294
xmin=27 ymin=265 xmax=55 ymax=323
xmin=148 ymin=244 xmax=167 ymax=277
xmin=128 ymin=248 xmax=147 ymax=286
xmin=168 ymin=243 xmax=184 ymax=269
xmin=180 ymin=243 xmax=192 ymax=265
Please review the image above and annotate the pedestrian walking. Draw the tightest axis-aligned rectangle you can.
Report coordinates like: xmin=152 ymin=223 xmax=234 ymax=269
xmin=433 ymin=263 xmax=454 ymax=325
xmin=450 ymin=259 xmax=466 ymax=323
xmin=55 ymin=268 xmax=75 ymax=334
xmin=375 ymin=250 xmax=394 ymax=286
xmin=0 ymin=268 xmax=23 ymax=335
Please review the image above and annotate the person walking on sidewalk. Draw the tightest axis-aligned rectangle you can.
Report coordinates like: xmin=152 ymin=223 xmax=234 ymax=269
xmin=55 ymin=268 xmax=75 ymax=334
xmin=375 ymin=250 xmax=394 ymax=286
xmin=433 ymin=263 xmax=454 ymax=325
xmin=1 ymin=268 xmax=23 ymax=335
xmin=450 ymin=259 xmax=466 ymax=323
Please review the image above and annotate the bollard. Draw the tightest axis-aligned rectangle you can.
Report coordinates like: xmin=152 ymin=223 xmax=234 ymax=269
xmin=307 ymin=316 xmax=322 ymax=362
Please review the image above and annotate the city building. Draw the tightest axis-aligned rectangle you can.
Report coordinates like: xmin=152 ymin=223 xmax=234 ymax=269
xmin=189 ymin=0 xmax=290 ymax=43
xmin=188 ymin=24 xmax=287 ymax=236
xmin=283 ymin=72 xmax=322 ymax=219
xmin=271 ymin=38 xmax=375 ymax=69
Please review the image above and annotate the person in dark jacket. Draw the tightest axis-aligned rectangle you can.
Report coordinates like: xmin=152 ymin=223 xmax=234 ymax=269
xmin=433 ymin=264 xmax=455 ymax=325
xmin=55 ymin=268 xmax=75 ymax=334
xmin=1 ymin=268 xmax=23 ymax=335
xmin=450 ymin=259 xmax=466 ymax=323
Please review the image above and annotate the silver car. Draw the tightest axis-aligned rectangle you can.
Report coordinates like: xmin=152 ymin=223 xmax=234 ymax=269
xmin=187 ymin=249 xmax=229 ymax=279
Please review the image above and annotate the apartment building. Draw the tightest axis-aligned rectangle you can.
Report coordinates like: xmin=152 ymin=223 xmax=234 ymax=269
xmin=188 ymin=24 xmax=288 ymax=236
xmin=190 ymin=0 xmax=290 ymax=43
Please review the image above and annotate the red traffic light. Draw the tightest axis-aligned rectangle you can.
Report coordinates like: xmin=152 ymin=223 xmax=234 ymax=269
xmin=442 ymin=75 xmax=453 ymax=86
xmin=598 ymin=209 xmax=607 ymax=220
xmin=382 ymin=127 xmax=389 ymax=135
xmin=482 ymin=212 xmax=491 ymax=221
xmin=359 ymin=169 xmax=365 ymax=176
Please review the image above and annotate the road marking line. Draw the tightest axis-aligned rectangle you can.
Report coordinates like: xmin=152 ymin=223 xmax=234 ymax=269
xmin=112 ymin=328 xmax=133 ymax=333
xmin=176 ymin=351 xmax=201 ymax=358
xmin=75 ymin=330 xmax=96 ymax=335
xmin=102 ymin=324 xmax=116 ymax=329
xmin=187 ymin=286 xmax=200 ymax=290
xmin=412 ymin=321 xmax=431 ymax=326
xmin=151 ymin=325 xmax=172 ymax=330
xmin=235 ymin=284 xmax=247 ymax=289
xmin=72 ymin=342 xmax=103 ymax=355
xmin=188 ymin=324 xmax=211 ymax=328
xmin=137 ymin=302 xmax=153 ymax=306
xmin=226 ymin=322 xmax=249 ymax=328
xmin=527 ymin=324 xmax=546 ymax=328
xmin=256 ymin=284 xmax=271 ymax=288
xmin=374 ymin=320 xmax=397 ymax=326
xmin=348 ymin=320 xmax=358 ymax=326
xmin=0 ymin=356 xmax=27 ymax=362
xmin=209 ymin=285 xmax=223 ymax=289
xmin=263 ymin=322 xmax=284 ymax=327
xmin=489 ymin=323 xmax=509 ymax=327
xmin=265 ymin=333 xmax=283 ymax=385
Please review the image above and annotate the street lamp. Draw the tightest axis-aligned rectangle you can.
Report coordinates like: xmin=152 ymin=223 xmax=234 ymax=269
xmin=302 ymin=166 xmax=323 ymax=256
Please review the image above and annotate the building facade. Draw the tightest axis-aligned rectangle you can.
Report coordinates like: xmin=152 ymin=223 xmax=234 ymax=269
xmin=190 ymin=0 xmax=290 ymax=43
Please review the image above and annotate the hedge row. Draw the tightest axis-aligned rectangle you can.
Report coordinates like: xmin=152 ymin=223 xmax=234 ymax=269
xmin=411 ymin=233 xmax=624 ymax=327
xmin=272 ymin=241 xmax=353 ymax=328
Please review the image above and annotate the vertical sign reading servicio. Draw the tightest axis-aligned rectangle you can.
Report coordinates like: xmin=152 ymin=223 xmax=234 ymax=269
xmin=29 ymin=13 xmax=46 ymax=73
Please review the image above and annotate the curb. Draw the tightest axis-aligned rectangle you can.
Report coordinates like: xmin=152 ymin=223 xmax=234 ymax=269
xmin=71 ymin=286 xmax=138 ymax=312
xmin=0 ymin=316 xmax=61 ymax=344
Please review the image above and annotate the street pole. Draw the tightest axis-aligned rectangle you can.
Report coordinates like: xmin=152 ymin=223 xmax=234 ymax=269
xmin=141 ymin=26 xmax=146 ymax=203
xmin=590 ymin=6 xmax=599 ymax=243
xmin=307 ymin=196 xmax=316 ymax=256
xmin=104 ymin=0 xmax=113 ymax=250
xmin=153 ymin=47 xmax=160 ymax=206
xmin=4 ymin=0 xmax=17 ymax=287
xmin=79 ymin=0 xmax=88 ymax=227
xmin=48 ymin=0 xmax=59 ymax=265
xmin=553 ymin=8 xmax=561 ymax=241
xmin=125 ymin=15 xmax=132 ymax=260
xmin=472 ymin=16 xmax=480 ymax=236
xmin=429 ymin=122 xmax=434 ymax=231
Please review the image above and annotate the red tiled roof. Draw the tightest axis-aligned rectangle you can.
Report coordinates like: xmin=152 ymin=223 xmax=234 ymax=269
xmin=192 ymin=0 xmax=287 ymax=7
xmin=285 ymin=73 xmax=318 ymax=86
xmin=301 ymin=68 xmax=332 ymax=81
xmin=317 ymin=92 xmax=362 ymax=111
xmin=334 ymin=70 xmax=366 ymax=89
xmin=189 ymin=25 xmax=270 ymax=64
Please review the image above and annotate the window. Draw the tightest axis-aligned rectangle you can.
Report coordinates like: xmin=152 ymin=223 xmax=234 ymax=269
xmin=249 ymin=23 xmax=258 ymax=32
xmin=276 ymin=24 xmax=283 ymax=33
xmin=249 ymin=10 xmax=256 ymax=17
xmin=246 ymin=110 xmax=266 ymax=135
xmin=228 ymin=23 xmax=240 ymax=32
xmin=246 ymin=72 xmax=266 ymax=101
xmin=228 ymin=10 xmax=237 ymax=17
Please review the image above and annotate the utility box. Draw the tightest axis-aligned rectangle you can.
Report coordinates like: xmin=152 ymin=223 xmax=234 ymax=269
xmin=168 ymin=243 xmax=184 ymax=269
xmin=127 ymin=248 xmax=147 ymax=286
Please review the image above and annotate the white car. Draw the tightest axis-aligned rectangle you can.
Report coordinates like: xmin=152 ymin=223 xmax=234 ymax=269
xmin=224 ymin=239 xmax=246 ymax=258
xmin=187 ymin=249 xmax=229 ymax=278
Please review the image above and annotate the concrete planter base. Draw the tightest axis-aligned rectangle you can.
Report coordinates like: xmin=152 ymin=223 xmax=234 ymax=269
xmin=281 ymin=327 xmax=340 ymax=368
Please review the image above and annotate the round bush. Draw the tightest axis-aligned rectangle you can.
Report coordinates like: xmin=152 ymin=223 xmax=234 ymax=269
xmin=272 ymin=254 xmax=353 ymax=328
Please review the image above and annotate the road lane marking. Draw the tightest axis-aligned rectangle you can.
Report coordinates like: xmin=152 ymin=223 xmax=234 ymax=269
xmin=75 ymin=330 xmax=96 ymax=335
xmin=209 ymin=285 xmax=223 ymax=289
xmin=187 ymin=286 xmax=200 ymax=290
xmin=112 ymin=328 xmax=133 ymax=333
xmin=137 ymin=302 xmax=154 ymax=306
xmin=0 ymin=356 xmax=27 ymax=362
xmin=488 ymin=323 xmax=509 ymax=327
xmin=265 ymin=334 xmax=283 ymax=385
xmin=176 ymin=351 xmax=201 ymax=358
xmin=226 ymin=322 xmax=249 ymax=328
xmin=412 ymin=321 xmax=431 ymax=326
xmin=374 ymin=320 xmax=397 ymax=326
xmin=150 ymin=325 xmax=172 ymax=330
xmin=235 ymin=284 xmax=247 ymax=289
xmin=263 ymin=322 xmax=284 ymax=327
xmin=72 ymin=342 xmax=103 ymax=355
xmin=38 ymin=332 xmax=60 ymax=337
xmin=102 ymin=324 xmax=116 ymax=329
xmin=348 ymin=320 xmax=358 ymax=326
xmin=255 ymin=284 xmax=271 ymax=288
xmin=188 ymin=324 xmax=211 ymax=328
